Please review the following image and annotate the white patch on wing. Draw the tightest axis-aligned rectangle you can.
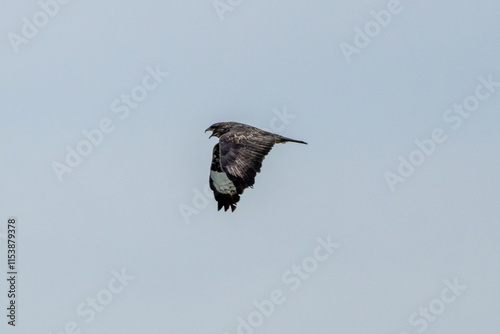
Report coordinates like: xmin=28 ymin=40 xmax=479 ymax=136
xmin=210 ymin=171 xmax=237 ymax=194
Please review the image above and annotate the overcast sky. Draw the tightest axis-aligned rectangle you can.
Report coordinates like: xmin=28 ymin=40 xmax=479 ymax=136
xmin=1 ymin=0 xmax=500 ymax=333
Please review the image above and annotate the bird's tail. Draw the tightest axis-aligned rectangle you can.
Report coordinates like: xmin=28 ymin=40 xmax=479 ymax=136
xmin=276 ymin=135 xmax=308 ymax=145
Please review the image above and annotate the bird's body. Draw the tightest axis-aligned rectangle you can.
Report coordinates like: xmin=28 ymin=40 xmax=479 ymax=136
xmin=206 ymin=122 xmax=307 ymax=212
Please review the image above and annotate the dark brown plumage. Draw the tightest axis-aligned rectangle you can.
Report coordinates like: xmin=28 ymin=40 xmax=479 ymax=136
xmin=206 ymin=122 xmax=307 ymax=212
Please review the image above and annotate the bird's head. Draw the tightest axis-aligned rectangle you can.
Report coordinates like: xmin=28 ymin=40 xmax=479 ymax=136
xmin=205 ymin=122 xmax=235 ymax=139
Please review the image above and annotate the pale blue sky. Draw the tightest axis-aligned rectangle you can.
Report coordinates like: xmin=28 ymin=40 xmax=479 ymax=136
xmin=1 ymin=1 xmax=500 ymax=333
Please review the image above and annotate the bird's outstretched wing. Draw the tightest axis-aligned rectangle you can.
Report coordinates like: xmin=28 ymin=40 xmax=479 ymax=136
xmin=218 ymin=130 xmax=276 ymax=190
xmin=209 ymin=130 xmax=276 ymax=211
xmin=209 ymin=143 xmax=241 ymax=212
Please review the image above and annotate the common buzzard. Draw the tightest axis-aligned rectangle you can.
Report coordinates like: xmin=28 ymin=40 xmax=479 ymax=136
xmin=205 ymin=122 xmax=307 ymax=212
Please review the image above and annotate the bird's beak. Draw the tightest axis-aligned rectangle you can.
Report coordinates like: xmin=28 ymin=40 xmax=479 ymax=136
xmin=205 ymin=127 xmax=214 ymax=138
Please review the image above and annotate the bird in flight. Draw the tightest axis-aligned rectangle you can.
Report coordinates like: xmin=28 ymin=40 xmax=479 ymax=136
xmin=205 ymin=122 xmax=307 ymax=212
